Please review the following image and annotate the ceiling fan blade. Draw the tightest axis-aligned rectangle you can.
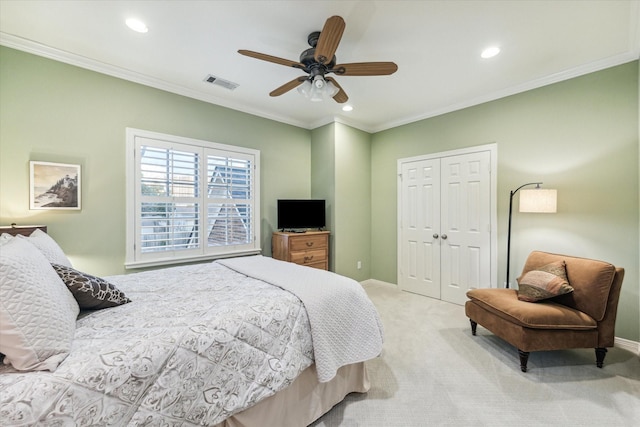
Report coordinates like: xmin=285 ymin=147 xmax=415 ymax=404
xmin=238 ymin=50 xmax=304 ymax=69
xmin=325 ymin=77 xmax=348 ymax=103
xmin=314 ymin=16 xmax=345 ymax=64
xmin=269 ymin=77 xmax=307 ymax=97
xmin=332 ymin=62 xmax=398 ymax=76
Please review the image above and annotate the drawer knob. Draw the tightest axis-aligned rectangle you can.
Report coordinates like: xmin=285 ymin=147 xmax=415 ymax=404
xmin=306 ymin=242 xmax=314 ymax=247
xmin=304 ymin=255 xmax=314 ymax=262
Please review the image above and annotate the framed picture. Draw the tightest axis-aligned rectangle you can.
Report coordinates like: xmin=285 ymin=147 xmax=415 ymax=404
xmin=30 ymin=161 xmax=81 ymax=210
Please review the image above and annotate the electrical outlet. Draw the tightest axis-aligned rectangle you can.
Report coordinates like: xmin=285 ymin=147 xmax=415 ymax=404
xmin=357 ymin=261 xmax=362 ymax=270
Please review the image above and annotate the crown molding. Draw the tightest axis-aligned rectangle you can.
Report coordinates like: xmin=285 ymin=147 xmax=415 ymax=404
xmin=0 ymin=32 xmax=312 ymax=130
xmin=2 ymin=30 xmax=638 ymax=135
xmin=374 ymin=51 xmax=639 ymax=133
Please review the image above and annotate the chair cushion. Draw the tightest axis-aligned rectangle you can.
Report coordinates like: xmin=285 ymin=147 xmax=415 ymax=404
xmin=521 ymin=251 xmax=616 ymax=321
xmin=466 ymin=289 xmax=597 ymax=330
xmin=516 ymin=260 xmax=573 ymax=302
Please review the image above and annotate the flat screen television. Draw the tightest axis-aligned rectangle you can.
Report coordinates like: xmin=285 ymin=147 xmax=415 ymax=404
xmin=277 ymin=199 xmax=326 ymax=231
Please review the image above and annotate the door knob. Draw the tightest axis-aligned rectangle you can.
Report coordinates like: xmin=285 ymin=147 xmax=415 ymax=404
xmin=441 ymin=234 xmax=448 ymax=240
xmin=433 ymin=234 xmax=439 ymax=239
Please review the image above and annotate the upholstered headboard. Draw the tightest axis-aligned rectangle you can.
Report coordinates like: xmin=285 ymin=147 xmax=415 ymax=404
xmin=0 ymin=225 xmax=47 ymax=237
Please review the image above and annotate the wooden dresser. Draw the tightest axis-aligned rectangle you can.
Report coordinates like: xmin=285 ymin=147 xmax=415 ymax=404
xmin=272 ymin=230 xmax=330 ymax=270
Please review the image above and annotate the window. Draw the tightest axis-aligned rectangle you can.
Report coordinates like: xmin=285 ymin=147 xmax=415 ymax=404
xmin=126 ymin=128 xmax=260 ymax=268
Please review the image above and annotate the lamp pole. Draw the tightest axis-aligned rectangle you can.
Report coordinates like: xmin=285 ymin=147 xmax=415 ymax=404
xmin=506 ymin=182 xmax=542 ymax=289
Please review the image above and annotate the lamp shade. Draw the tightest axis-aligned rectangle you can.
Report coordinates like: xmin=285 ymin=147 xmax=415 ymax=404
xmin=519 ymin=188 xmax=557 ymax=213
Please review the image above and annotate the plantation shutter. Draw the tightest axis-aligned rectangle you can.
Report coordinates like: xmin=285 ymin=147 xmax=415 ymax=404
xmin=205 ymin=149 xmax=255 ymax=253
xmin=126 ymin=128 xmax=260 ymax=268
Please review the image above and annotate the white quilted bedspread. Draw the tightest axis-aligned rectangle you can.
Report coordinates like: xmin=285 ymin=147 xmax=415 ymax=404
xmin=0 ymin=261 xmax=314 ymax=426
xmin=219 ymin=255 xmax=384 ymax=382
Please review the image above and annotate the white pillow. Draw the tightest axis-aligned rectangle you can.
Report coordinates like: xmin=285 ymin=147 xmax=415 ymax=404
xmin=18 ymin=228 xmax=72 ymax=267
xmin=0 ymin=233 xmax=13 ymax=245
xmin=0 ymin=237 xmax=79 ymax=371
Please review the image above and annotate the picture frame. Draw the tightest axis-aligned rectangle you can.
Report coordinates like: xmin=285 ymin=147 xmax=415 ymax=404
xmin=29 ymin=161 xmax=81 ymax=210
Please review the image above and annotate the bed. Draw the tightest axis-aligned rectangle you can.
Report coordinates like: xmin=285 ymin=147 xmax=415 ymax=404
xmin=0 ymin=226 xmax=384 ymax=426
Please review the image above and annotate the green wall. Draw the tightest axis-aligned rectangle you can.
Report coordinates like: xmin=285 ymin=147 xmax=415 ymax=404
xmin=311 ymin=122 xmax=372 ymax=280
xmin=370 ymin=61 xmax=639 ymax=341
xmin=310 ymin=122 xmax=372 ymax=280
xmin=311 ymin=123 xmax=336 ymax=269
xmin=0 ymin=46 xmax=311 ymax=276
xmin=1 ymin=46 xmax=638 ymax=341
xmin=334 ymin=123 xmax=372 ymax=281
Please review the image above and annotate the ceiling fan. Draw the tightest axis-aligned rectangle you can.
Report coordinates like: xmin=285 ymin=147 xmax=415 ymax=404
xmin=238 ymin=15 xmax=398 ymax=103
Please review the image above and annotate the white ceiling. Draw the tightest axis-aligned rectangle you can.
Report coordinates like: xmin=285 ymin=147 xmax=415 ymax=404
xmin=1 ymin=1 xmax=638 ymax=133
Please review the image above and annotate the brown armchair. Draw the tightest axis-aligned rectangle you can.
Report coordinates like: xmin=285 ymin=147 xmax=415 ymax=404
xmin=465 ymin=251 xmax=625 ymax=372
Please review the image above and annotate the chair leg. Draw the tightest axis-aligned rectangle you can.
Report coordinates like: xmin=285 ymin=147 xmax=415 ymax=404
xmin=595 ymin=347 xmax=607 ymax=368
xmin=470 ymin=320 xmax=477 ymax=335
xmin=518 ymin=349 xmax=529 ymax=372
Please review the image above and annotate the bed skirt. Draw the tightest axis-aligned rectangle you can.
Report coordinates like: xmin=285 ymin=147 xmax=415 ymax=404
xmin=215 ymin=362 xmax=369 ymax=427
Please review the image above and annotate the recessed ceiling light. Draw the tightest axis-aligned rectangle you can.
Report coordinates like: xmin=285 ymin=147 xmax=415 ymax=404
xmin=126 ymin=18 xmax=148 ymax=33
xmin=481 ymin=46 xmax=500 ymax=59
xmin=342 ymin=105 xmax=353 ymax=112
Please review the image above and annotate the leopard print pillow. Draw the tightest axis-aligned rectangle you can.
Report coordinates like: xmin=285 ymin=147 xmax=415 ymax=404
xmin=51 ymin=264 xmax=131 ymax=309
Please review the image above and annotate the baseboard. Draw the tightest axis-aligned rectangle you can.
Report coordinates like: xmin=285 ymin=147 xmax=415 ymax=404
xmin=360 ymin=278 xmax=396 ymax=288
xmin=360 ymin=279 xmax=640 ymax=358
xmin=615 ymin=337 xmax=640 ymax=356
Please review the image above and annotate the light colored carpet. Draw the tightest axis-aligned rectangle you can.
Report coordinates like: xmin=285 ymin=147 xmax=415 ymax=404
xmin=310 ymin=281 xmax=640 ymax=427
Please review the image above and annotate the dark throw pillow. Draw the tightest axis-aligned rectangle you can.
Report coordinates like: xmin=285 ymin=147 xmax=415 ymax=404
xmin=516 ymin=260 xmax=574 ymax=302
xmin=51 ymin=264 xmax=131 ymax=309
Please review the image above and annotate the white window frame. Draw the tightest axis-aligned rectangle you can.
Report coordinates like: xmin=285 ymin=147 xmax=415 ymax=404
xmin=125 ymin=128 xmax=261 ymax=269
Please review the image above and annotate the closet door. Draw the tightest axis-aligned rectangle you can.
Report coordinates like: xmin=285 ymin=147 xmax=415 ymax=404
xmin=399 ymin=159 xmax=441 ymax=299
xmin=440 ymin=151 xmax=491 ymax=305
xmin=398 ymin=149 xmax=492 ymax=305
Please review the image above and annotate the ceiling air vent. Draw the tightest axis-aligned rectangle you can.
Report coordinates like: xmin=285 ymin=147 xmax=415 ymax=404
xmin=204 ymin=74 xmax=239 ymax=91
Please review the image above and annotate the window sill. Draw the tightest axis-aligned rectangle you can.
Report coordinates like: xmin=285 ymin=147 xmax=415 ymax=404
xmin=124 ymin=249 xmax=262 ymax=270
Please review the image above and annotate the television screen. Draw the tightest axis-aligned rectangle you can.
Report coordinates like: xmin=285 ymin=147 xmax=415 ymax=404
xmin=277 ymin=199 xmax=326 ymax=230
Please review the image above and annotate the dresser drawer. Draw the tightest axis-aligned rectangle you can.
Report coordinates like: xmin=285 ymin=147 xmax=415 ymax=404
xmin=289 ymin=234 xmax=328 ymax=251
xmin=272 ymin=230 xmax=330 ymax=271
xmin=304 ymin=260 xmax=329 ymax=270
xmin=290 ymin=248 xmax=327 ymax=266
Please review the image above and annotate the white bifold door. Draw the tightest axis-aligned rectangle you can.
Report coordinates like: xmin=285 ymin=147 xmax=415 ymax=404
xmin=399 ymin=149 xmax=493 ymax=305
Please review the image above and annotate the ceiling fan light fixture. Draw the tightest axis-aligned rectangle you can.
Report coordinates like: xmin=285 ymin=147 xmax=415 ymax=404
xmin=325 ymin=80 xmax=339 ymax=97
xmin=297 ymin=79 xmax=324 ymax=102
xmin=313 ymin=75 xmax=325 ymax=89
xmin=297 ymin=76 xmax=337 ymax=102
xmin=309 ymin=84 xmax=325 ymax=102
xmin=297 ymin=79 xmax=312 ymax=97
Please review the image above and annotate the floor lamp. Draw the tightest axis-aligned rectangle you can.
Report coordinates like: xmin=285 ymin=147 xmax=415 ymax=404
xmin=506 ymin=182 xmax=557 ymax=288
